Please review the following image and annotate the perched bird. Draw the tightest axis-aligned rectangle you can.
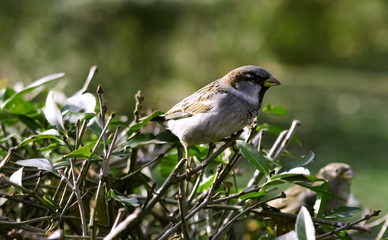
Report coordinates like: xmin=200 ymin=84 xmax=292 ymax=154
xmin=165 ymin=65 xmax=280 ymax=166
xmin=269 ymin=163 xmax=354 ymax=215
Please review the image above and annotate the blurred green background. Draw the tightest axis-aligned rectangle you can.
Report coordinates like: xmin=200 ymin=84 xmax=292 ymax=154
xmin=1 ymin=0 xmax=387 ymax=210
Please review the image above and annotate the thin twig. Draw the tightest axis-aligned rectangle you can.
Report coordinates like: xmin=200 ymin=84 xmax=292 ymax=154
xmin=97 ymin=84 xmax=108 ymax=155
xmin=143 ymin=158 xmax=187 ymax=215
xmin=247 ymin=120 xmax=301 ymax=187
xmin=256 ymin=210 xmax=372 ymax=231
xmin=316 ymin=210 xmax=381 ymax=239
xmin=0 ymin=174 xmax=55 ymax=212
xmin=120 ymin=146 xmax=175 ymax=181
xmin=376 ymin=214 xmax=388 ymax=240
xmin=104 ymin=209 xmax=142 ymax=240
xmin=211 ymin=193 xmax=286 ymax=240
xmin=133 ymin=90 xmax=144 ymax=123
xmin=157 ymin=164 xmax=223 ymax=240
xmin=211 ymin=185 xmax=262 ymax=204
xmin=177 ymin=170 xmax=190 ymax=239
xmin=112 ymin=208 xmax=126 ymax=230
xmin=102 ymin=126 xmax=121 ymax=177
xmin=174 ymin=130 xmax=243 ymax=182
xmin=271 ymin=120 xmax=301 ymax=160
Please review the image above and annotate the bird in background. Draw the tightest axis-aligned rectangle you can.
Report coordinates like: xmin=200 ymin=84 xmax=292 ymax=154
xmin=164 ymin=65 xmax=280 ymax=170
xmin=269 ymin=162 xmax=354 ymax=215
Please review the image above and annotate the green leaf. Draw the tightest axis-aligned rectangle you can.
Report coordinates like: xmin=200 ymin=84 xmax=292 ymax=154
xmin=18 ymin=130 xmax=61 ymax=148
xmin=87 ymin=117 xmax=103 ymax=135
xmin=159 ymin=155 xmax=178 ymax=178
xmin=325 ymin=206 xmax=361 ymax=219
xmin=10 ymin=167 xmax=24 ymax=193
xmin=64 ymin=144 xmax=95 ymax=158
xmin=313 ymin=181 xmax=330 ymax=217
xmin=270 ymin=173 xmax=322 ymax=182
xmin=336 ymin=230 xmax=352 ymax=240
xmin=296 ymin=206 xmax=315 ymax=240
xmin=107 ymin=189 xmax=139 ymax=207
xmin=128 ymin=110 xmax=164 ymax=135
xmin=197 ymin=174 xmax=216 ymax=193
xmin=16 ymin=158 xmax=57 ymax=174
xmin=1 ymin=72 xmax=65 ymax=110
xmin=43 ymin=194 xmax=61 ymax=209
xmin=256 ymin=123 xmax=284 ymax=135
xmin=262 ymin=179 xmax=286 ymax=191
xmin=278 ymin=151 xmax=315 ymax=174
xmin=6 ymin=97 xmax=36 ymax=115
xmin=237 ymin=140 xmax=270 ymax=176
xmin=262 ymin=104 xmax=287 ymax=116
xmin=239 ymin=191 xmax=265 ymax=201
xmin=126 ymin=133 xmax=166 ymax=149
xmin=40 ymin=143 xmax=62 ymax=152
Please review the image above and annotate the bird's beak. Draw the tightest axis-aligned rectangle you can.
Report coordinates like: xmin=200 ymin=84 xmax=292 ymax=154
xmin=264 ymin=76 xmax=281 ymax=87
xmin=342 ymin=168 xmax=354 ymax=180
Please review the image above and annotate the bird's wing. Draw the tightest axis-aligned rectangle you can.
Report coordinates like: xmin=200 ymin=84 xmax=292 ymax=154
xmin=165 ymin=80 xmax=225 ymax=120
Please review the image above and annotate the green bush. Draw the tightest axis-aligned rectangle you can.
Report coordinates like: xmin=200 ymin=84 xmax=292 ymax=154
xmin=0 ymin=67 xmax=383 ymax=239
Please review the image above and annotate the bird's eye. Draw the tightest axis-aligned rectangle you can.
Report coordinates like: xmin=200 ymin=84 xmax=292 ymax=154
xmin=244 ymin=73 xmax=253 ymax=80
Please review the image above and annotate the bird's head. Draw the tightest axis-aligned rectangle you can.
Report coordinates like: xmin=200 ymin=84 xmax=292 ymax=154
xmin=318 ymin=163 xmax=354 ymax=182
xmin=223 ymin=65 xmax=280 ymax=100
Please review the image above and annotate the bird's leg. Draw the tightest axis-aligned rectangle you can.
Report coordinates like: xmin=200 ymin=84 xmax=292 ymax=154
xmin=184 ymin=145 xmax=196 ymax=180
xmin=206 ymin=143 xmax=215 ymax=158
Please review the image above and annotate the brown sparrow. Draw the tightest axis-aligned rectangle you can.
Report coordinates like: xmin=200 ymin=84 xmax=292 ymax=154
xmin=269 ymin=163 xmax=354 ymax=214
xmin=165 ymin=65 xmax=280 ymax=163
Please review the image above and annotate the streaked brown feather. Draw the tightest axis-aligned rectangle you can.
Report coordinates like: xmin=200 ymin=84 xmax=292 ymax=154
xmin=165 ymin=80 xmax=225 ymax=120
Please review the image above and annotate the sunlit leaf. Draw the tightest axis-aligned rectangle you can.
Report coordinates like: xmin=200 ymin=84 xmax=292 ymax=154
xmin=41 ymin=129 xmax=60 ymax=136
xmin=107 ymin=189 xmax=139 ymax=207
xmin=18 ymin=132 xmax=61 ymax=148
xmin=10 ymin=167 xmax=23 ymax=193
xmin=44 ymin=91 xmax=64 ymax=131
xmin=65 ymin=93 xmax=96 ymax=113
xmin=296 ymin=206 xmax=315 ymax=240
xmin=1 ymin=72 xmax=65 ymax=110
xmin=16 ymin=158 xmax=56 ymax=174
xmin=237 ymin=140 xmax=270 ymax=176
xmin=73 ymin=66 xmax=97 ymax=96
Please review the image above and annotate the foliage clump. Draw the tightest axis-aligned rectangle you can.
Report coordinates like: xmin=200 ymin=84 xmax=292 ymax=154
xmin=0 ymin=67 xmax=383 ymax=239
